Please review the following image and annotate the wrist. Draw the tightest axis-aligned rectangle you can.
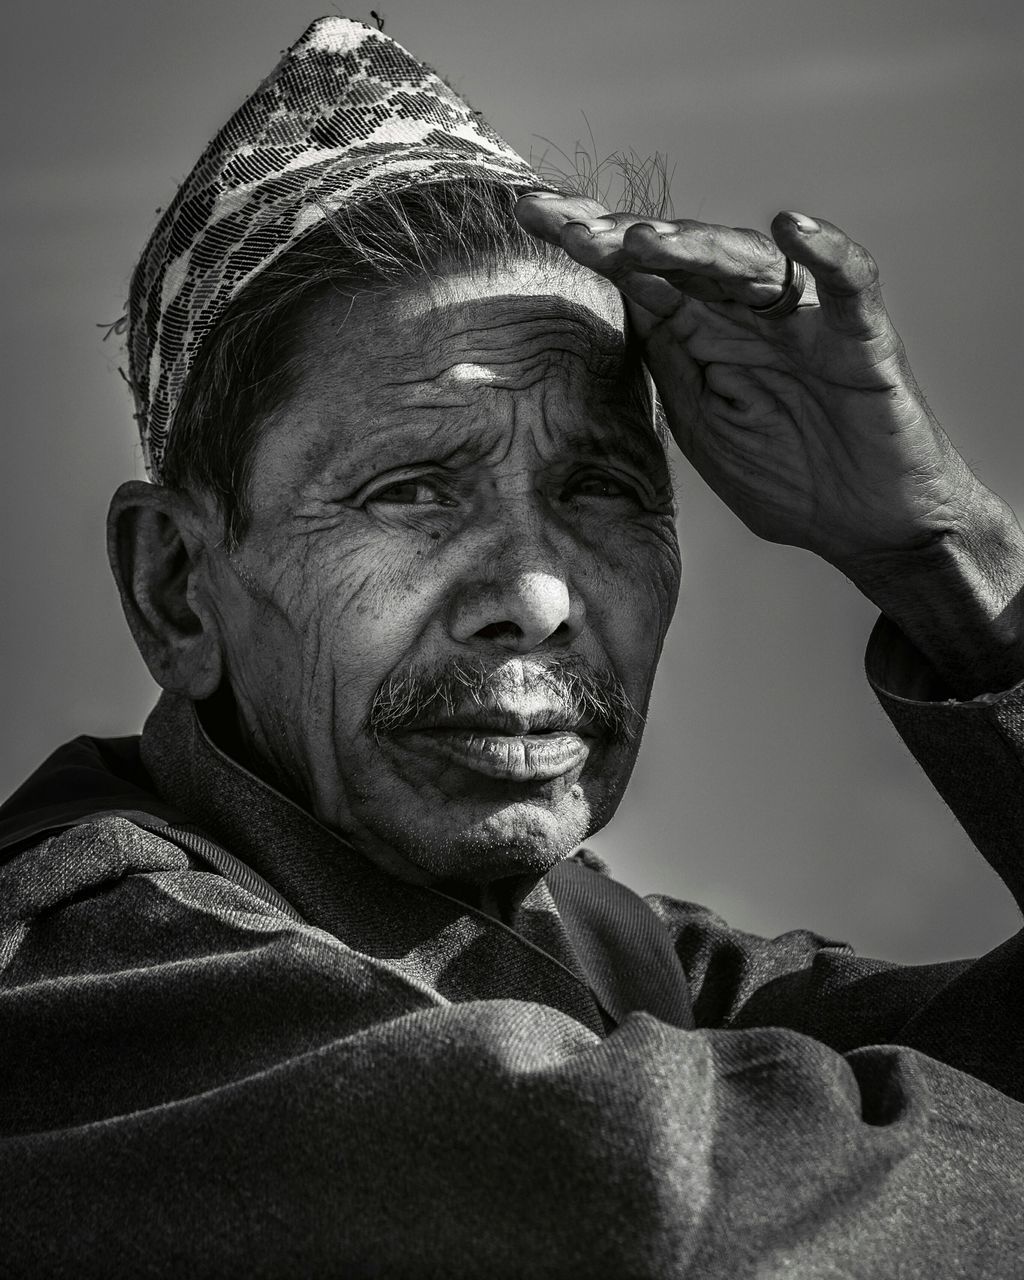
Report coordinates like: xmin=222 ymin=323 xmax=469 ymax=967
xmin=835 ymin=484 xmax=1024 ymax=699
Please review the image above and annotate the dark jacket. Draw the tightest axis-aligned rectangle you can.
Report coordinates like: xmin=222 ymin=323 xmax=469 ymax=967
xmin=1 ymin=617 xmax=1023 ymax=1277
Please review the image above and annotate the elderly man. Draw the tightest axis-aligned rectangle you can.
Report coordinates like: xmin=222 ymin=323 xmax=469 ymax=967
xmin=1 ymin=16 xmax=1023 ymax=1277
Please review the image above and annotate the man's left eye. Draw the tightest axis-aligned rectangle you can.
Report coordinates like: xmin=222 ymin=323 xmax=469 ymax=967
xmin=369 ymin=478 xmax=453 ymax=506
xmin=567 ymin=472 xmax=640 ymax=501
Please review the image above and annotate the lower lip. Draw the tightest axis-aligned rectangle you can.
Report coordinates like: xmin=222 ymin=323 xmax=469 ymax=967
xmin=400 ymin=729 xmax=591 ymax=782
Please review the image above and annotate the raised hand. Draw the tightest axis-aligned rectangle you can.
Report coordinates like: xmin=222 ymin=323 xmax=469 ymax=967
xmin=516 ymin=192 xmax=1024 ymax=695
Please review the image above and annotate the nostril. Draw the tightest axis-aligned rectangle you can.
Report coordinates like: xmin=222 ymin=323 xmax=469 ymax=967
xmin=450 ymin=572 xmax=582 ymax=651
xmin=475 ymin=621 xmax=520 ymax=642
xmin=472 ymin=618 xmax=575 ymax=650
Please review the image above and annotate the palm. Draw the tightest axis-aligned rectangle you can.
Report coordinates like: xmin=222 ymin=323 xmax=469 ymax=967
xmin=636 ymin=294 xmax=960 ymax=562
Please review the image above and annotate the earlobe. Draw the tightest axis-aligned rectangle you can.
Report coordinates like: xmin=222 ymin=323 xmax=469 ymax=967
xmin=107 ymin=480 xmax=224 ymax=699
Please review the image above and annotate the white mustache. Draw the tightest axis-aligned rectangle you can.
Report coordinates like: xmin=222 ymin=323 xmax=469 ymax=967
xmin=366 ymin=656 xmax=642 ymax=745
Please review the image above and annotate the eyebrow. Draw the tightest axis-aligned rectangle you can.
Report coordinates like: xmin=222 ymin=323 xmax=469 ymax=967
xmin=555 ymin=424 xmax=665 ymax=474
xmin=319 ymin=412 xmax=666 ymax=482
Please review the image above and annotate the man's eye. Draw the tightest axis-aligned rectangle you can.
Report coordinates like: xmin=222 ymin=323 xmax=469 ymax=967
xmin=368 ymin=478 xmax=453 ymax=506
xmin=567 ymin=472 xmax=640 ymax=501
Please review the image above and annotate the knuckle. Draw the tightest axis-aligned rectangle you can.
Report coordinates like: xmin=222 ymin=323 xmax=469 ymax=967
xmin=670 ymin=218 xmax=714 ymax=241
xmin=847 ymin=241 xmax=879 ymax=285
xmin=737 ymin=226 xmax=774 ymax=251
xmin=741 ymin=228 xmax=781 ymax=270
xmin=819 ymin=239 xmax=880 ymax=297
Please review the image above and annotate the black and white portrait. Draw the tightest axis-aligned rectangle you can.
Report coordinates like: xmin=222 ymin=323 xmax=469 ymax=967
xmin=1 ymin=3 xmax=1021 ymax=1274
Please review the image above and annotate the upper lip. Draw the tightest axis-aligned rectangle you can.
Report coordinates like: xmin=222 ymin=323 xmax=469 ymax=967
xmin=407 ymin=706 xmax=593 ymax=737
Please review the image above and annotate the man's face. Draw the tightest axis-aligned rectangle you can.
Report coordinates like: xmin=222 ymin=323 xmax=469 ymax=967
xmin=201 ymin=260 xmax=681 ymax=884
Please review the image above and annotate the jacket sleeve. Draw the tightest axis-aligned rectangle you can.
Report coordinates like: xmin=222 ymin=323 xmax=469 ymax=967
xmin=865 ymin=612 xmax=1024 ymax=911
xmin=642 ymin=613 xmax=1024 ymax=1099
xmin=2 ymin=819 xmax=1022 ymax=1279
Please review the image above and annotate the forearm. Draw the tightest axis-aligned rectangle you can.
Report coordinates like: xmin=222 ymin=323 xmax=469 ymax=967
xmin=837 ymin=481 xmax=1024 ymax=700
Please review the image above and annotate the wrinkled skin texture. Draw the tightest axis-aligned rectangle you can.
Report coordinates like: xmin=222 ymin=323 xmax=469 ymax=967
xmin=113 ymin=262 xmax=680 ymax=885
xmin=110 ymin=206 xmax=1024 ymax=885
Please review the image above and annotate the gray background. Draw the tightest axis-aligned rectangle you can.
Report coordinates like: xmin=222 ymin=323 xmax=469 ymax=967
xmin=2 ymin=0 xmax=1021 ymax=961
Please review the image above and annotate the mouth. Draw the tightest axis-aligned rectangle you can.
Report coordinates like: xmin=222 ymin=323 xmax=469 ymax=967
xmin=395 ymin=708 xmax=596 ymax=783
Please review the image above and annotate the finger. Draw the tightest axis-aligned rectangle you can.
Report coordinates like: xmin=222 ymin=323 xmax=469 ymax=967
xmin=770 ymin=212 xmax=888 ymax=337
xmin=618 ymin=220 xmax=791 ymax=309
xmin=558 ymin=214 xmax=687 ymax=317
xmin=514 ymin=190 xmax=615 ymax=242
xmin=515 ymin=197 xmax=684 ymax=318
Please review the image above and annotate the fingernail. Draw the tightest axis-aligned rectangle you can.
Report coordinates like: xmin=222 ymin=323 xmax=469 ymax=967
xmin=635 ymin=219 xmax=679 ymax=235
xmin=782 ymin=211 xmax=820 ymax=233
xmin=520 ymin=190 xmax=563 ymax=200
xmin=565 ymin=217 xmax=617 ymax=234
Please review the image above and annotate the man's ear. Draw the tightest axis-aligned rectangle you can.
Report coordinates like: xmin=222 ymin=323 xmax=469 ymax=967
xmin=107 ymin=480 xmax=225 ymax=699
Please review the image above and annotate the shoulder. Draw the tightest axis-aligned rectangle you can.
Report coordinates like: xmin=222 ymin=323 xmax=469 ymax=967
xmin=0 ymin=815 xmax=289 ymax=935
xmin=0 ymin=728 xmax=250 ymax=928
xmin=0 ymin=816 xmax=188 ymax=920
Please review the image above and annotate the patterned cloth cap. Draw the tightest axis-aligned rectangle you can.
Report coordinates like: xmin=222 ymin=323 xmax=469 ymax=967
xmin=127 ymin=16 xmax=543 ymax=479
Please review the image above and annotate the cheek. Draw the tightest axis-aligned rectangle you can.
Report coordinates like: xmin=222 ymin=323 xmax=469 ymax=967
xmin=279 ymin=532 xmax=449 ymax=714
xmin=577 ymin=520 xmax=680 ymax=691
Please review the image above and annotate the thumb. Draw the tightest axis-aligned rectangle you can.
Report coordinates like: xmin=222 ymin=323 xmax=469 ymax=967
xmin=771 ymin=211 xmax=889 ymax=339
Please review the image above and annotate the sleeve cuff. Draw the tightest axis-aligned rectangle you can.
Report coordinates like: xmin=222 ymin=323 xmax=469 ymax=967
xmin=865 ymin=614 xmax=1024 ymax=708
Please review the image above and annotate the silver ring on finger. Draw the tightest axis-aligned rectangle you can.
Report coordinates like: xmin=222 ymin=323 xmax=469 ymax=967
xmin=749 ymin=258 xmax=808 ymax=320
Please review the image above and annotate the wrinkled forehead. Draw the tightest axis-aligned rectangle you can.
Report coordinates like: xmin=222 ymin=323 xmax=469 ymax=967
xmin=251 ymin=261 xmax=662 ymax=491
xmin=300 ymin=262 xmax=649 ymax=415
xmin=402 ymin=263 xmax=627 ymax=341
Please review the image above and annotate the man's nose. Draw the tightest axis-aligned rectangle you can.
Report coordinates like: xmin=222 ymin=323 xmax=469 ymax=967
xmin=446 ymin=530 xmax=585 ymax=654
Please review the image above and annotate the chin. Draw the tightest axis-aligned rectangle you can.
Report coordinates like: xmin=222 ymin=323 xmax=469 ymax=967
xmin=375 ymin=793 xmax=601 ymax=885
